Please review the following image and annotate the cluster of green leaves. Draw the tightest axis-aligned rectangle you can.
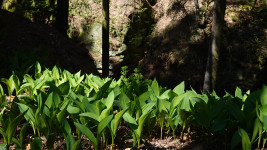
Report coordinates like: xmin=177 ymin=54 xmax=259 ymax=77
xmin=0 ymin=62 xmax=266 ymax=149
xmin=2 ymin=0 xmax=56 ymax=23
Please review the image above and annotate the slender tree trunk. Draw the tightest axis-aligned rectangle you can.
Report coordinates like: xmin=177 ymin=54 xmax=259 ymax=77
xmin=55 ymin=0 xmax=69 ymax=36
xmin=194 ymin=0 xmax=199 ymax=21
xmin=102 ymin=0 xmax=109 ymax=77
xmin=203 ymin=0 xmax=226 ymax=92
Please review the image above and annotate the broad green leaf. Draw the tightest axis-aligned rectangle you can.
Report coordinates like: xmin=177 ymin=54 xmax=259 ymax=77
xmin=67 ymin=106 xmax=80 ymax=114
xmin=158 ymin=99 xmax=168 ymax=114
xmin=30 ymin=136 xmax=42 ymax=150
xmin=62 ymin=119 xmax=71 ymax=137
xmin=72 ymin=140 xmax=81 ymax=150
xmin=262 ymin=113 xmax=267 ymax=131
xmin=123 ymin=112 xmax=138 ymax=129
xmin=252 ymin=118 xmax=262 ymax=142
xmin=17 ymin=103 xmax=35 ymax=124
xmin=173 ymin=81 xmax=185 ymax=95
xmin=231 ymin=131 xmax=241 ymax=150
xmin=20 ymin=123 xmax=28 ymax=145
xmin=103 ymin=91 xmax=114 ymax=109
xmin=35 ymin=62 xmax=42 ymax=78
xmin=66 ymin=133 xmax=75 ymax=150
xmin=1 ymin=78 xmax=14 ymax=96
xmin=227 ymin=101 xmax=246 ymax=126
xmin=96 ymin=79 xmax=112 ymax=99
xmin=119 ymin=92 xmax=130 ymax=109
xmin=6 ymin=110 xmax=27 ymax=145
xmin=158 ymin=90 xmax=171 ymax=100
xmin=82 ymin=102 xmax=99 ymax=116
xmin=74 ymin=122 xmax=97 ymax=149
xmin=58 ymin=81 xmax=70 ymax=95
xmin=97 ymin=114 xmax=113 ymax=137
xmin=137 ymin=112 xmax=151 ymax=136
xmin=52 ymin=66 xmax=60 ymax=81
xmin=238 ymin=128 xmax=251 ymax=150
xmin=12 ymin=73 xmax=20 ymax=95
xmin=142 ymin=102 xmax=155 ymax=114
xmin=261 ymin=85 xmax=267 ymax=105
xmin=235 ymin=87 xmax=243 ymax=99
xmin=67 ymin=73 xmax=76 ymax=87
xmin=151 ymin=78 xmax=159 ymax=96
xmin=0 ymin=144 xmax=7 ymax=149
xmin=80 ymin=112 xmax=99 ymax=122
xmin=45 ymin=91 xmax=61 ymax=109
xmin=138 ymin=91 xmax=151 ymax=104
xmin=23 ymin=74 xmax=34 ymax=87
xmin=170 ymin=94 xmax=184 ymax=113
xmin=32 ymin=78 xmax=47 ymax=95
xmin=111 ymin=109 xmax=128 ymax=134
xmin=57 ymin=101 xmax=69 ymax=123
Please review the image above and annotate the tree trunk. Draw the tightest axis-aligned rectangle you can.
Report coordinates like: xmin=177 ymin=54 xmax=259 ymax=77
xmin=194 ymin=0 xmax=199 ymax=21
xmin=203 ymin=0 xmax=226 ymax=92
xmin=55 ymin=0 xmax=69 ymax=36
xmin=102 ymin=0 xmax=109 ymax=77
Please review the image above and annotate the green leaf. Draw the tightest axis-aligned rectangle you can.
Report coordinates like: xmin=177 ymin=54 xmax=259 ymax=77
xmin=227 ymin=101 xmax=246 ymax=126
xmin=30 ymin=136 xmax=42 ymax=150
xmin=57 ymin=101 xmax=69 ymax=123
xmin=72 ymin=140 xmax=81 ymax=150
xmin=67 ymin=106 xmax=80 ymax=114
xmin=103 ymin=91 xmax=114 ymax=109
xmin=12 ymin=73 xmax=20 ymax=95
xmin=158 ymin=99 xmax=168 ymax=114
xmin=65 ymin=133 xmax=75 ymax=150
xmin=96 ymin=79 xmax=112 ymax=98
xmin=0 ymin=144 xmax=7 ymax=149
xmin=45 ymin=91 xmax=61 ymax=108
xmin=261 ymin=85 xmax=267 ymax=105
xmin=159 ymin=90 xmax=171 ymax=100
xmin=17 ymin=103 xmax=35 ymax=124
xmin=35 ymin=62 xmax=42 ymax=79
xmin=231 ymin=131 xmax=241 ymax=150
xmin=252 ymin=118 xmax=262 ymax=143
xmin=151 ymin=78 xmax=159 ymax=96
xmin=119 ymin=92 xmax=130 ymax=109
xmin=235 ymin=87 xmax=243 ymax=100
xmin=142 ymin=102 xmax=155 ymax=114
xmin=173 ymin=81 xmax=185 ymax=95
xmin=123 ymin=112 xmax=138 ymax=130
xmin=82 ymin=102 xmax=99 ymax=116
xmin=137 ymin=112 xmax=151 ymax=136
xmin=58 ymin=81 xmax=70 ymax=95
xmin=97 ymin=114 xmax=113 ymax=137
xmin=62 ymin=119 xmax=71 ymax=138
xmin=6 ymin=110 xmax=27 ymax=145
xmin=111 ymin=109 xmax=128 ymax=135
xmin=79 ymin=112 xmax=99 ymax=122
xmin=238 ymin=128 xmax=251 ymax=150
xmin=262 ymin=113 xmax=267 ymax=131
xmin=74 ymin=122 xmax=97 ymax=149
xmin=19 ymin=123 xmax=29 ymax=145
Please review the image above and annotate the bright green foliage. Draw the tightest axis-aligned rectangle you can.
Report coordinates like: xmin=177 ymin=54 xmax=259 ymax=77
xmin=0 ymin=63 xmax=267 ymax=149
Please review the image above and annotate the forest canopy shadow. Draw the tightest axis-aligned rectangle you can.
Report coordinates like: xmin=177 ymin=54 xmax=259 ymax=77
xmin=0 ymin=10 xmax=99 ymax=79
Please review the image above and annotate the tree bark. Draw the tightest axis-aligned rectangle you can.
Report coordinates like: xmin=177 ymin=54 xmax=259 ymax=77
xmin=102 ymin=0 xmax=109 ymax=77
xmin=203 ymin=0 xmax=226 ymax=92
xmin=55 ymin=0 xmax=69 ymax=36
xmin=194 ymin=0 xmax=199 ymax=21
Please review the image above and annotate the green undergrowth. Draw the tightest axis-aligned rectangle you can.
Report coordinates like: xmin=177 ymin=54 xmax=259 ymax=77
xmin=0 ymin=62 xmax=266 ymax=149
